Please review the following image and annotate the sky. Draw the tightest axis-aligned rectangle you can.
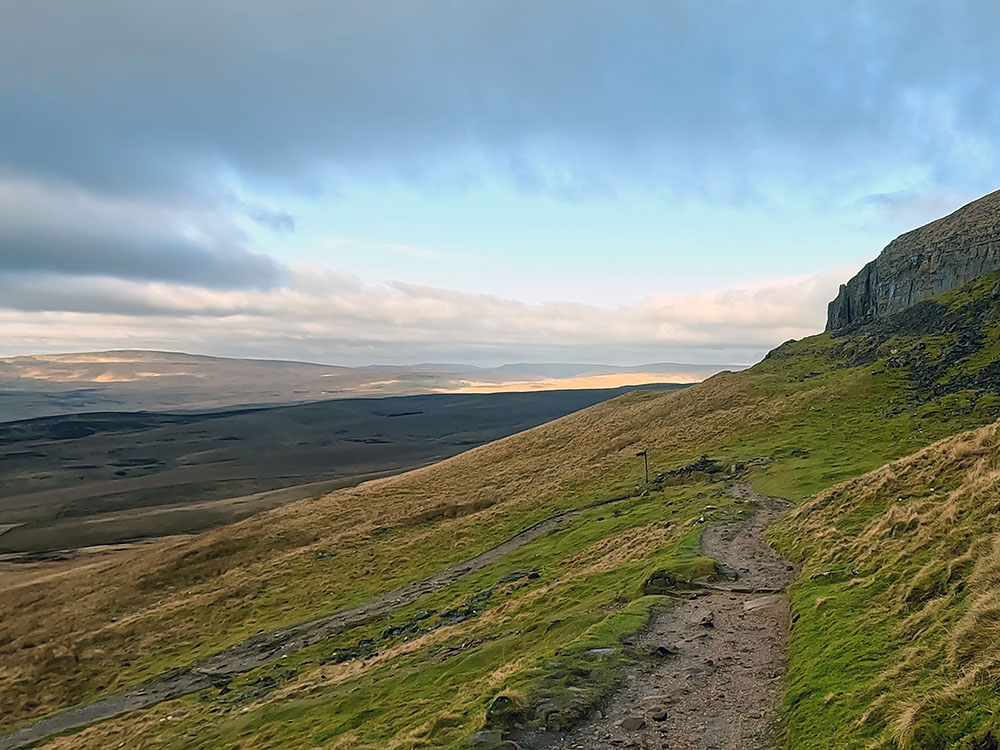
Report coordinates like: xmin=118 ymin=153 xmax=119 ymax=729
xmin=2 ymin=1 xmax=999 ymax=366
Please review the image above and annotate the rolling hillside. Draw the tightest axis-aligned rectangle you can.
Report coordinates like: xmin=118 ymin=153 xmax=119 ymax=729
xmin=7 ymin=196 xmax=1000 ymax=748
xmin=0 ymin=387 xmax=683 ymax=554
xmin=0 ymin=351 xmax=727 ymax=421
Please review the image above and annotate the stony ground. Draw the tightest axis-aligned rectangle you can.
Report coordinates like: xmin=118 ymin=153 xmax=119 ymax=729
xmin=522 ymin=483 xmax=795 ymax=750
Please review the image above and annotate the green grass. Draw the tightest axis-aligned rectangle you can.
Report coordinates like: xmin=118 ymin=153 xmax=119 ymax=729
xmin=13 ymin=272 xmax=1000 ymax=748
xmin=50 ymin=483 xmax=728 ymax=749
xmin=770 ymin=421 xmax=1000 ymax=749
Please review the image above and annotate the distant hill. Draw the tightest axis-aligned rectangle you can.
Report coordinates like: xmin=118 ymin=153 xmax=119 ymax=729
xmin=0 ymin=350 xmax=736 ymax=421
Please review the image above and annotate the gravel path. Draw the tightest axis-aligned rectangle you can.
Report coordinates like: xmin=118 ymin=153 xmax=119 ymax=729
xmin=525 ymin=482 xmax=795 ymax=750
xmin=0 ymin=484 xmax=793 ymax=750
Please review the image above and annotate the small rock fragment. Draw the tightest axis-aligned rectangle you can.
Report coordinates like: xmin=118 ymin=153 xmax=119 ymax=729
xmin=470 ymin=730 xmax=502 ymax=744
xmin=620 ymin=717 xmax=646 ymax=731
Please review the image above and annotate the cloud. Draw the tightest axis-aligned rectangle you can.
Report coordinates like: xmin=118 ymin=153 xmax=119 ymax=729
xmin=858 ymin=189 xmax=973 ymax=225
xmin=240 ymin=202 xmax=296 ymax=234
xmin=0 ymin=264 xmax=851 ymax=365
xmin=1 ymin=1 xmax=999 ymax=202
xmin=0 ymin=178 xmax=285 ymax=288
xmin=0 ymin=2 xmax=990 ymax=366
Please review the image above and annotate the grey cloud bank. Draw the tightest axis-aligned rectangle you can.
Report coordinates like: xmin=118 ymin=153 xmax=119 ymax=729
xmin=0 ymin=180 xmax=284 ymax=288
xmin=3 ymin=1 xmax=1000 ymax=198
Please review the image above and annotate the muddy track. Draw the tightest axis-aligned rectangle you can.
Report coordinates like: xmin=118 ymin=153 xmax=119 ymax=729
xmin=0 ymin=498 xmax=627 ymax=750
xmin=524 ymin=482 xmax=795 ymax=750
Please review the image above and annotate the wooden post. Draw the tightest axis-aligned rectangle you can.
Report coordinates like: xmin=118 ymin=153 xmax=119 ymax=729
xmin=636 ymin=449 xmax=648 ymax=484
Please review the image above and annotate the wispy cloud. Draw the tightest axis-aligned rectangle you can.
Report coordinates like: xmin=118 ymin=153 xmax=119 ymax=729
xmin=0 ymin=264 xmax=849 ymax=365
xmin=857 ymin=189 xmax=972 ymax=225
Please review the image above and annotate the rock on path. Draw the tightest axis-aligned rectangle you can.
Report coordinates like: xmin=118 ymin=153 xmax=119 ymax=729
xmin=525 ymin=482 xmax=795 ymax=750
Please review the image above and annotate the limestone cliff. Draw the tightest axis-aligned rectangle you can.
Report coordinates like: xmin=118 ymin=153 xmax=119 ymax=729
xmin=827 ymin=190 xmax=1000 ymax=330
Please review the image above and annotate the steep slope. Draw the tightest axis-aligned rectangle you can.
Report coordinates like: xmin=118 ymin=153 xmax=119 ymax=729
xmin=8 ymin=270 xmax=1000 ymax=748
xmin=827 ymin=189 xmax=1000 ymax=329
xmin=772 ymin=421 xmax=1000 ymax=749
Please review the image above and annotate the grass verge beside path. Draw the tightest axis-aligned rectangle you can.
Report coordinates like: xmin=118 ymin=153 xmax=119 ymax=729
xmin=771 ymin=422 xmax=1000 ymax=750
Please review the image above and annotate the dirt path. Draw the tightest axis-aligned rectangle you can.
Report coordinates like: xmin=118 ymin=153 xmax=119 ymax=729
xmin=525 ymin=482 xmax=795 ymax=750
xmin=0 ymin=485 xmax=791 ymax=750
xmin=0 ymin=504 xmax=600 ymax=750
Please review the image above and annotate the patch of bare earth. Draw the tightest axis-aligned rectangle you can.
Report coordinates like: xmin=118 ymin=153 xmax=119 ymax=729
xmin=526 ymin=483 xmax=794 ymax=750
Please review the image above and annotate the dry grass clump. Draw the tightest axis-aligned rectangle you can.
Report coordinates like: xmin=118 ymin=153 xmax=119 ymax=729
xmin=772 ymin=420 xmax=1000 ymax=749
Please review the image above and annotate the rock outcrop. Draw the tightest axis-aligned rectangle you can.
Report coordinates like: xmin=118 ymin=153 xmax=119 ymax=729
xmin=827 ymin=190 xmax=1000 ymax=330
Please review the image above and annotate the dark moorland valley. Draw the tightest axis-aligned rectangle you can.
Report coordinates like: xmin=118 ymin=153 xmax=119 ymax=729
xmin=0 ymin=384 xmax=687 ymax=555
xmin=5 ymin=189 xmax=1000 ymax=750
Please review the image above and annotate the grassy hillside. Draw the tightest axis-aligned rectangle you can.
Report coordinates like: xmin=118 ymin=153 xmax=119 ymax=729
xmin=7 ymin=272 xmax=1000 ymax=748
xmin=771 ymin=421 xmax=1000 ymax=750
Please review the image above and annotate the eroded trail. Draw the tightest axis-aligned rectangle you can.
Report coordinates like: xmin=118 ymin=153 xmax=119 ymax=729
xmin=0 ymin=485 xmax=793 ymax=750
xmin=0 ymin=505 xmax=595 ymax=750
xmin=533 ymin=483 xmax=795 ymax=750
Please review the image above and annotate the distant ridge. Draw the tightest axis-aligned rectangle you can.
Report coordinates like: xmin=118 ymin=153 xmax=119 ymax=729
xmin=0 ymin=350 xmax=732 ymax=421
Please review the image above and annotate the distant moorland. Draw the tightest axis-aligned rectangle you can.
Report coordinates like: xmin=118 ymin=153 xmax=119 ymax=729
xmin=0 ymin=350 xmax=734 ymax=421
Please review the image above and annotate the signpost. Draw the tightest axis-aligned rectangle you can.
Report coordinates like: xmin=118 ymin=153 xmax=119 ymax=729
xmin=636 ymin=449 xmax=648 ymax=484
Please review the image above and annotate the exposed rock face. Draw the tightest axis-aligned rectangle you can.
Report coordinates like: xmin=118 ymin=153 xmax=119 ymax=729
xmin=827 ymin=190 xmax=1000 ymax=330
